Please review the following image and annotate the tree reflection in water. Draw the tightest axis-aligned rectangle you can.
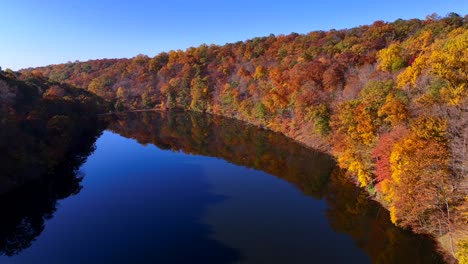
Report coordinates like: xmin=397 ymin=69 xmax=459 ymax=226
xmin=0 ymin=110 xmax=446 ymax=263
xmin=0 ymin=100 xmax=105 ymax=256
xmin=109 ymin=111 xmax=446 ymax=264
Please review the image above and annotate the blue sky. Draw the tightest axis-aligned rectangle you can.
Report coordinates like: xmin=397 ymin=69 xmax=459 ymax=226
xmin=1 ymin=0 xmax=466 ymax=70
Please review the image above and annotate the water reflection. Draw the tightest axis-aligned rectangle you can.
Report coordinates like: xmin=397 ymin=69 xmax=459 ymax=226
xmin=109 ymin=111 xmax=335 ymax=199
xmin=0 ymin=110 xmax=446 ymax=263
xmin=109 ymin=111 xmax=446 ymax=264
xmin=325 ymin=169 xmax=445 ymax=264
xmin=0 ymin=98 xmax=105 ymax=257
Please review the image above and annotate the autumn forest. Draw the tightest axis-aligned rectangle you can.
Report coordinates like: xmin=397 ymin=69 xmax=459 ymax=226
xmin=2 ymin=13 xmax=467 ymax=261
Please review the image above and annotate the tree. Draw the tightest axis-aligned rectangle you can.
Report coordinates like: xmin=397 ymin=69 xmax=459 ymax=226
xmin=190 ymin=75 xmax=210 ymax=112
xmin=377 ymin=43 xmax=406 ymax=72
xmin=384 ymin=117 xmax=453 ymax=233
xmin=429 ymin=28 xmax=467 ymax=106
xmin=253 ymin=66 xmax=267 ymax=80
xmin=116 ymin=86 xmax=127 ymax=99
xmin=378 ymin=93 xmax=408 ymax=126
xmin=372 ymin=126 xmax=408 ymax=186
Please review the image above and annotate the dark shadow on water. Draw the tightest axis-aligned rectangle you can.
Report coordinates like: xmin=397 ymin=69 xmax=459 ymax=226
xmin=0 ymin=119 xmax=104 ymax=257
xmin=0 ymin=75 xmax=106 ymax=259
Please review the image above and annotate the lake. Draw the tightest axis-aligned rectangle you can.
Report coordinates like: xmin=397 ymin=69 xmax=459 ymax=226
xmin=0 ymin=111 xmax=445 ymax=263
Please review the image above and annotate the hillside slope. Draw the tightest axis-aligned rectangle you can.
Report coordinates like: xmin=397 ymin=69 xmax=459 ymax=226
xmin=0 ymin=70 xmax=107 ymax=256
xmin=21 ymin=13 xmax=467 ymax=260
xmin=0 ymin=70 xmax=107 ymax=194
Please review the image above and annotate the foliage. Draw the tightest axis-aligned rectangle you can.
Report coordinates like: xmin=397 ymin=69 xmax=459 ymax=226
xmin=457 ymin=239 xmax=468 ymax=264
xmin=372 ymin=126 xmax=408 ymax=185
xmin=383 ymin=117 xmax=452 ymax=232
xmin=0 ymin=70 xmax=106 ymax=256
xmin=377 ymin=43 xmax=407 ymax=72
xmin=19 ymin=14 xmax=468 ymax=244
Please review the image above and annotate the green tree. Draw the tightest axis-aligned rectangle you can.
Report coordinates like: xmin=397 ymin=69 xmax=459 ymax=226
xmin=190 ymin=75 xmax=210 ymax=112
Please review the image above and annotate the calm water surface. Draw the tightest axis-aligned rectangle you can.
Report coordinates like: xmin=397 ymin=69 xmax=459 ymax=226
xmin=0 ymin=112 xmax=445 ymax=263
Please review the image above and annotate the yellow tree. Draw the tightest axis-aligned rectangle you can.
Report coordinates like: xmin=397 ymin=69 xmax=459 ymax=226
xmin=429 ymin=28 xmax=468 ymax=105
xmin=378 ymin=93 xmax=408 ymax=126
xmin=377 ymin=43 xmax=406 ymax=72
xmin=383 ymin=117 xmax=452 ymax=233
xmin=397 ymin=28 xmax=467 ymax=105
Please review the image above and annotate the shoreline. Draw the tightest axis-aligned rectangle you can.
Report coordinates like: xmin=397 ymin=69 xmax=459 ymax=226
xmin=116 ymin=107 xmax=459 ymax=263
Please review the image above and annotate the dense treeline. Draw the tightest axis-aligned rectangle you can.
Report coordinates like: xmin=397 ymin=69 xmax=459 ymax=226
xmin=0 ymin=70 xmax=106 ymax=255
xmin=0 ymin=70 xmax=107 ymax=192
xmin=21 ymin=13 xmax=467 ymax=258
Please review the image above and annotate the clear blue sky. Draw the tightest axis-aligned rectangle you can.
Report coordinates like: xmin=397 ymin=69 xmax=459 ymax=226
xmin=1 ymin=0 xmax=466 ymax=70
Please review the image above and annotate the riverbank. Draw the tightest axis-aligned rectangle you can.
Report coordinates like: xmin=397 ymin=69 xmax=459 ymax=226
xmin=122 ymin=107 xmax=461 ymax=263
xmin=22 ymin=15 xmax=467 ymax=263
xmin=211 ymin=109 xmax=464 ymax=264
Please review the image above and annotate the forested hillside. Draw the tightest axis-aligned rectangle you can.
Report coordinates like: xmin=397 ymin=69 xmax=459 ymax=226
xmin=21 ymin=13 xmax=467 ymax=259
xmin=0 ymin=69 xmax=107 ymax=194
xmin=0 ymin=70 xmax=107 ymax=255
